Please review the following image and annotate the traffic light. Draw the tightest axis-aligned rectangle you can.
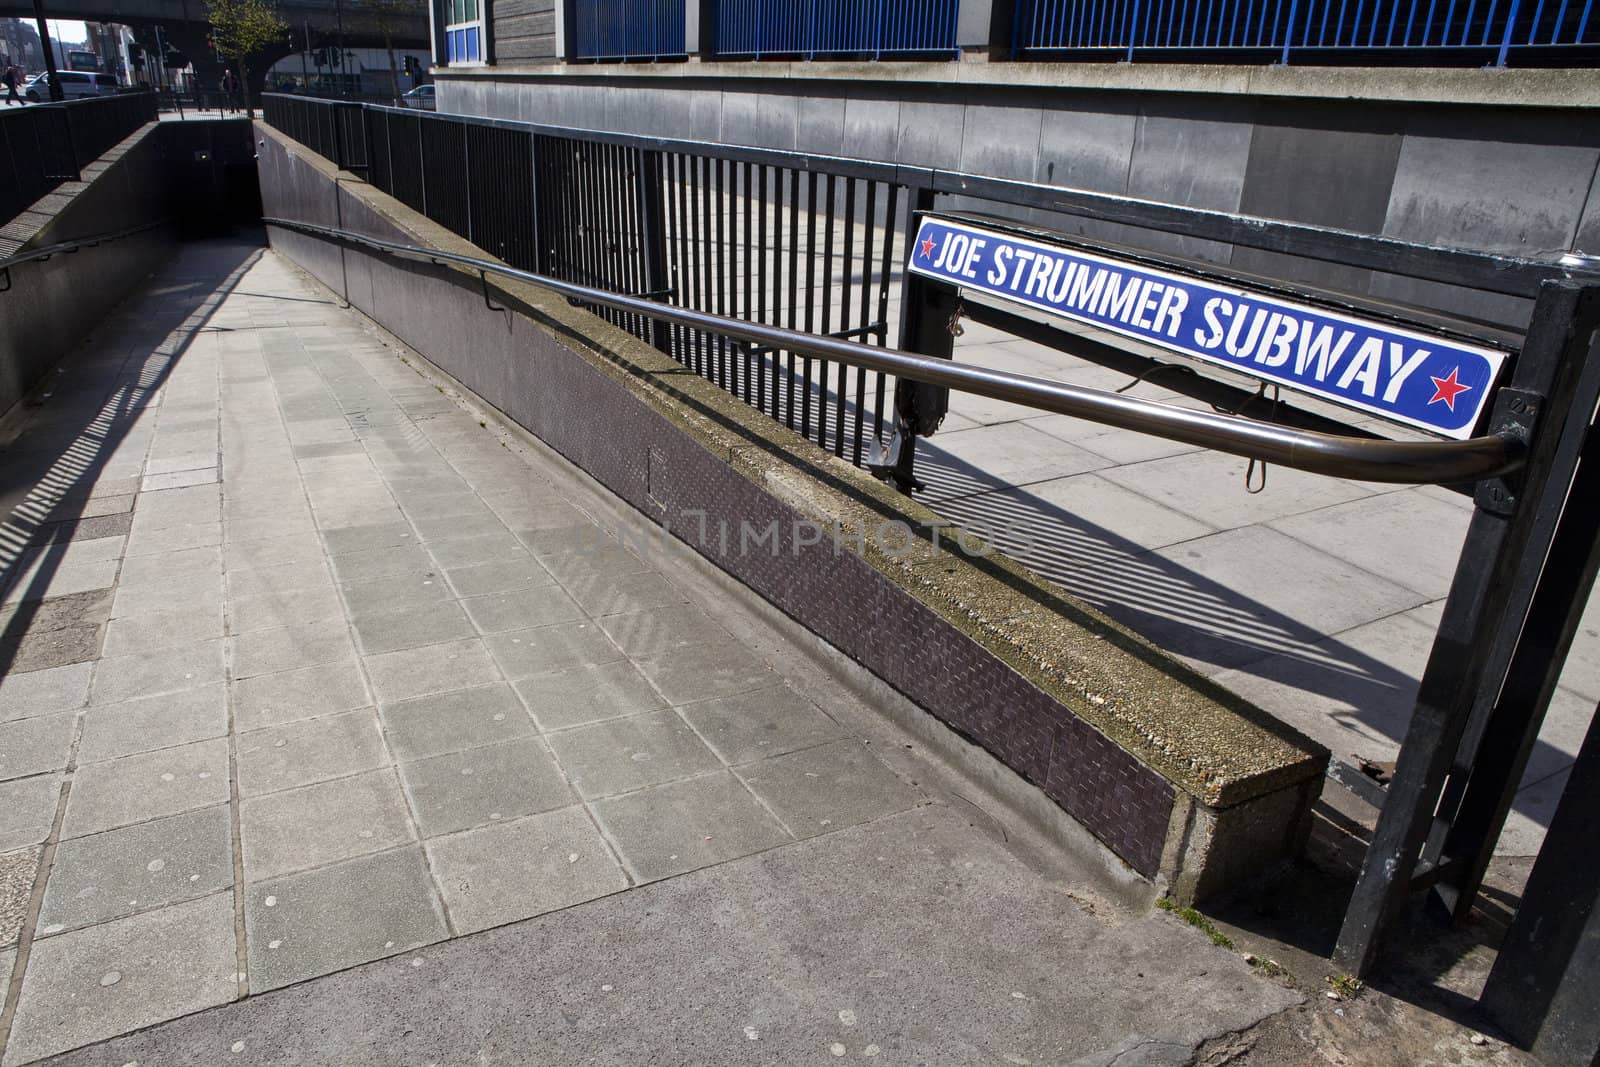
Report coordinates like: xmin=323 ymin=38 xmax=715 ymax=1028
xmin=328 ymin=46 xmax=342 ymax=66
xmin=403 ymin=55 xmax=417 ymax=76
xmin=312 ymin=47 xmax=327 ymax=66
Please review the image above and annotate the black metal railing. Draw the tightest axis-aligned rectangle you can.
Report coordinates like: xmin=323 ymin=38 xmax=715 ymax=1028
xmin=261 ymin=94 xmax=370 ymax=174
xmin=352 ymin=101 xmax=907 ymax=467
xmin=262 ymin=94 xmax=1590 ymax=478
xmin=1 ymin=92 xmax=157 ymax=228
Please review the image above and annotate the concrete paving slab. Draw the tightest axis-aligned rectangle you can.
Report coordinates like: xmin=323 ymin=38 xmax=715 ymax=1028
xmin=325 ymin=544 xmax=434 ymax=584
xmin=349 ymin=601 xmax=477 ymax=655
xmin=228 ymin=586 xmax=346 ymax=636
xmin=87 ymin=640 xmax=225 ymax=707
xmin=238 ymin=768 xmax=416 ymax=880
xmin=242 ymin=846 xmax=446 ymax=993
xmin=592 ymin=770 xmax=793 ymax=882
xmin=632 ymin=642 xmax=780 ymax=706
xmin=597 ymin=603 xmax=733 ymax=658
xmin=338 ymin=570 xmax=452 ymax=618
xmin=121 ymin=520 xmax=221 ymax=557
xmin=425 ymin=806 xmax=629 ymax=935
xmin=483 ymin=622 xmax=623 ymax=680
xmin=62 ymin=738 xmax=230 ymax=840
xmin=236 ymin=709 xmax=390 ymax=796
xmin=231 ymin=660 xmax=371 ymax=732
xmin=363 ymin=638 xmax=500 ymax=705
xmin=397 ymin=738 xmax=572 ymax=837
xmin=1143 ymin=527 xmax=1428 ymax=671
xmin=0 ymin=662 xmax=91 ymax=723
xmin=736 ymin=740 xmax=925 ymax=839
xmin=222 ymin=532 xmax=325 ymax=570
xmin=513 ymin=659 xmax=667 ymax=732
xmin=556 ymin=568 xmax=689 ymax=618
xmin=458 ymin=584 xmax=585 ymax=634
xmin=0 ymin=713 xmax=76 ymax=783
xmin=225 ymin=559 xmax=335 ymax=601
xmin=0 ymin=775 xmax=61 ymax=853
xmin=37 ymin=805 xmax=234 ymax=936
xmin=443 ymin=558 xmax=555 ymax=598
xmin=423 ymin=532 xmax=530 ymax=569
xmin=114 ymin=545 xmax=220 ymax=587
xmin=4 ymin=893 xmax=237 ymax=1066
xmin=76 ymin=684 xmax=228 ymax=764
xmin=378 ymin=684 xmax=533 ymax=761
xmin=227 ymin=618 xmax=356 ymax=680
xmin=544 ymin=709 xmax=725 ymax=800
xmin=319 ymin=522 xmax=417 ymax=556
xmin=102 ymin=603 xmax=224 ymax=657
xmin=677 ymin=684 xmax=845 ymax=766
xmin=51 ymin=808 xmax=1302 ymax=1067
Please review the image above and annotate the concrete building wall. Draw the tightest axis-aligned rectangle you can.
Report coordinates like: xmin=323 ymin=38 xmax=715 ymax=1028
xmin=434 ymin=67 xmax=1600 ymax=329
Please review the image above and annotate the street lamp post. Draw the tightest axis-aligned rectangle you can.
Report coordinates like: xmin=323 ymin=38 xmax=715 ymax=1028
xmin=31 ymin=0 xmax=63 ymax=101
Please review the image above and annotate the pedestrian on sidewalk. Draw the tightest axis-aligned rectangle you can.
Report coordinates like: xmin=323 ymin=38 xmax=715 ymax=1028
xmin=221 ymin=68 xmax=239 ymax=113
xmin=2 ymin=64 xmax=22 ymax=106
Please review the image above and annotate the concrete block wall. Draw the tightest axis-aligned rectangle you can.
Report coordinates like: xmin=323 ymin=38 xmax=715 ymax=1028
xmin=436 ymin=68 xmax=1600 ymax=330
xmin=0 ymin=125 xmax=176 ymax=423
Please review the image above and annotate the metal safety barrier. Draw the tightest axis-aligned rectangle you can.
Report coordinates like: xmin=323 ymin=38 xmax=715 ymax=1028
xmin=573 ymin=0 xmax=688 ymax=59
xmin=0 ymin=92 xmax=157 ymax=228
xmin=1014 ymin=0 xmax=1599 ymax=65
xmin=712 ymin=0 xmax=960 ymax=58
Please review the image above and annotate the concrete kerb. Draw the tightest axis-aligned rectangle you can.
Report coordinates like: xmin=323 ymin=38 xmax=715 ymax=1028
xmin=255 ymin=121 xmax=1328 ymax=901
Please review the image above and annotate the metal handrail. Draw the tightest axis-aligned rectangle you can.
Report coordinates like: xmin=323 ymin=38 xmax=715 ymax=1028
xmin=264 ymin=214 xmax=1527 ymax=485
xmin=0 ymin=220 xmax=171 ymax=287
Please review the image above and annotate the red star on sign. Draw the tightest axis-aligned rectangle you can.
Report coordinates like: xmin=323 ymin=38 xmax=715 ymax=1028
xmin=920 ymin=235 xmax=936 ymax=259
xmin=1428 ymin=367 xmax=1472 ymax=412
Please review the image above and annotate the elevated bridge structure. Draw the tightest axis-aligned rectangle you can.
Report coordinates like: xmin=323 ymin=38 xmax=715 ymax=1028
xmin=0 ymin=0 xmax=429 ymax=94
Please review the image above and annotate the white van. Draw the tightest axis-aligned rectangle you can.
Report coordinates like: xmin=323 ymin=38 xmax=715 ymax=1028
xmin=24 ymin=72 xmax=119 ymax=102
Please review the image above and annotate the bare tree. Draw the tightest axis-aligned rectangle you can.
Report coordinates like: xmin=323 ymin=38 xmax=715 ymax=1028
xmin=208 ymin=0 xmax=287 ymax=117
xmin=364 ymin=0 xmax=422 ymax=102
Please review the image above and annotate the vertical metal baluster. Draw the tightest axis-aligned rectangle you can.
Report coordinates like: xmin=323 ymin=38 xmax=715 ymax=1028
xmin=715 ymin=156 xmax=730 ymax=391
xmin=874 ymin=182 xmax=900 ymax=441
xmin=672 ymin=152 xmax=691 ymax=363
xmin=742 ymin=161 xmax=754 ymax=405
xmin=836 ymin=176 xmax=856 ymax=459
xmin=757 ymin=164 xmax=770 ymax=416
xmin=689 ymin=154 xmax=708 ymax=376
xmin=786 ymin=168 xmax=801 ymax=431
xmin=853 ymin=179 xmax=877 ymax=467
xmin=802 ymin=171 xmax=819 ymax=443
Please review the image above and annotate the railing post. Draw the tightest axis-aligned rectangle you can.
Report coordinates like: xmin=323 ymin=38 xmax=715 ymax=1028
xmin=878 ymin=185 xmax=950 ymax=494
xmin=1332 ymin=283 xmax=1600 ymax=977
xmin=1494 ymin=0 xmax=1524 ymax=66
xmin=462 ymin=118 xmax=474 ymax=246
xmin=635 ymin=149 xmax=673 ymax=354
xmin=1127 ymin=0 xmax=1142 ymax=60
xmin=60 ymin=105 xmax=81 ymax=182
xmin=1278 ymin=0 xmax=1298 ymax=64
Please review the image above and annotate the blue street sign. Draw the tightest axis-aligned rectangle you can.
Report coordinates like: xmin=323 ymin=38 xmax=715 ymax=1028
xmin=908 ymin=217 xmax=1509 ymax=440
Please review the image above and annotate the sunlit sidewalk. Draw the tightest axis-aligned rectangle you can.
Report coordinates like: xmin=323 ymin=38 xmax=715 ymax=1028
xmin=0 ymin=239 xmax=1300 ymax=1064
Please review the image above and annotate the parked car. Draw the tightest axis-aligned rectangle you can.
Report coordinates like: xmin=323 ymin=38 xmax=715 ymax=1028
xmin=399 ymin=84 xmax=435 ymax=111
xmin=24 ymin=71 xmax=118 ymax=101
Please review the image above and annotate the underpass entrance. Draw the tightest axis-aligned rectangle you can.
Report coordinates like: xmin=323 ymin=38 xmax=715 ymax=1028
xmin=894 ymin=206 xmax=1600 ymax=1065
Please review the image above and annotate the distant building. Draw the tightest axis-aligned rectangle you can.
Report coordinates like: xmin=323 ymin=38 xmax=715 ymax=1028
xmin=0 ymin=17 xmax=44 ymax=72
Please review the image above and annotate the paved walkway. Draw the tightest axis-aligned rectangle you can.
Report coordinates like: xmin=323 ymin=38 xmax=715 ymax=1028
xmin=923 ymin=316 xmax=1598 ymax=854
xmin=0 ymin=240 xmax=1300 ymax=1064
